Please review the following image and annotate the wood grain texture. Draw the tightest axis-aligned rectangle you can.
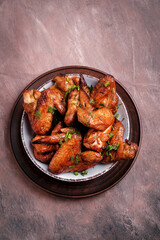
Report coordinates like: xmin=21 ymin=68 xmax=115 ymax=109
xmin=0 ymin=0 xmax=160 ymax=239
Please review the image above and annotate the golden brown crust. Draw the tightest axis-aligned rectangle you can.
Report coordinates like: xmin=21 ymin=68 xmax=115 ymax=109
xmin=34 ymin=149 xmax=54 ymax=163
xmin=83 ymin=125 xmax=112 ymax=152
xmin=64 ymin=89 xmax=79 ymax=126
xmin=49 ymin=137 xmax=82 ymax=174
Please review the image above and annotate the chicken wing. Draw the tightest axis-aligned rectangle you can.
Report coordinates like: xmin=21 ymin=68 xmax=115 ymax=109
xmin=80 ymin=73 xmax=90 ymax=96
xmin=48 ymin=133 xmax=82 ymax=174
xmin=64 ymin=89 xmax=79 ymax=126
xmin=101 ymin=119 xmax=125 ymax=162
xmin=91 ymin=74 xmax=118 ymax=114
xmin=102 ymin=140 xmax=138 ymax=163
xmin=54 ymin=75 xmax=80 ymax=92
xmin=23 ymin=86 xmax=66 ymax=135
xmin=83 ymin=125 xmax=112 ymax=152
xmin=33 ymin=149 xmax=54 ymax=163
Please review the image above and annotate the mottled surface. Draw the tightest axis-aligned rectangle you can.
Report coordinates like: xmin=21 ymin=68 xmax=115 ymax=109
xmin=0 ymin=0 xmax=160 ymax=239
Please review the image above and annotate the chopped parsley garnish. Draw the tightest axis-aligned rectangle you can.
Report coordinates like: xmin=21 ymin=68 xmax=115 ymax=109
xmin=89 ymin=99 xmax=94 ymax=104
xmin=100 ymin=103 xmax=105 ymax=108
xmin=59 ymin=139 xmax=63 ymax=146
xmin=104 ymin=82 xmax=110 ymax=87
xmin=70 ymin=155 xmax=74 ymax=161
xmin=73 ymin=101 xmax=79 ymax=106
xmin=34 ymin=110 xmax=41 ymax=119
xmin=88 ymin=85 xmax=93 ymax=92
xmin=73 ymin=171 xmax=78 ymax=176
xmin=81 ymin=170 xmax=88 ymax=176
xmin=75 ymin=155 xmax=79 ymax=164
xmin=99 ymin=116 xmax=103 ymax=120
xmin=114 ymin=113 xmax=119 ymax=119
xmin=65 ymin=131 xmax=72 ymax=142
xmin=66 ymin=77 xmax=70 ymax=82
xmin=105 ymin=143 xmax=119 ymax=152
xmin=64 ymin=85 xmax=80 ymax=99
xmin=104 ymin=143 xmax=120 ymax=158
xmin=69 ymin=165 xmax=75 ymax=168
xmin=108 ymin=133 xmax=114 ymax=138
xmin=90 ymin=113 xmax=95 ymax=119
xmin=48 ymin=105 xmax=57 ymax=114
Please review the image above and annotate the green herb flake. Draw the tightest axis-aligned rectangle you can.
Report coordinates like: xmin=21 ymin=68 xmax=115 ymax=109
xmin=73 ymin=101 xmax=79 ymax=106
xmin=75 ymin=155 xmax=79 ymax=164
xmin=48 ymin=105 xmax=57 ymax=114
xmin=88 ymin=85 xmax=93 ymax=92
xmin=73 ymin=171 xmax=79 ymax=176
xmin=34 ymin=110 xmax=41 ymax=119
xmin=81 ymin=170 xmax=88 ymax=176
xmin=69 ymin=165 xmax=75 ymax=168
xmin=64 ymin=85 xmax=80 ymax=99
xmin=109 ymin=133 xmax=114 ymax=138
xmin=100 ymin=103 xmax=105 ymax=108
xmin=90 ymin=113 xmax=95 ymax=119
xmin=65 ymin=131 xmax=72 ymax=142
xmin=114 ymin=113 xmax=119 ymax=119
xmin=70 ymin=155 xmax=74 ymax=161
xmin=59 ymin=139 xmax=63 ymax=146
xmin=99 ymin=116 xmax=103 ymax=120
xmin=104 ymin=82 xmax=110 ymax=87
xmin=89 ymin=99 xmax=94 ymax=104
xmin=66 ymin=77 xmax=70 ymax=82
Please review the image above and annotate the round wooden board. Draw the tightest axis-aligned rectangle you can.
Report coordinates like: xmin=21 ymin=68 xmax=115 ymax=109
xmin=10 ymin=66 xmax=142 ymax=198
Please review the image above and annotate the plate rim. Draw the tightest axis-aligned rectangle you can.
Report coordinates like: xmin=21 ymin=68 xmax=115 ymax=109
xmin=9 ymin=65 xmax=142 ymax=198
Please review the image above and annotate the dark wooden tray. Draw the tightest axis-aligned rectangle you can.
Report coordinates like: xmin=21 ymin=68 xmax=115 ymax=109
xmin=10 ymin=66 xmax=142 ymax=198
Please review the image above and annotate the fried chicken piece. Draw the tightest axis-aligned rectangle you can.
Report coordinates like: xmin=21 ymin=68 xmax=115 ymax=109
xmin=83 ymin=125 xmax=112 ymax=152
xmin=54 ymin=75 xmax=74 ymax=92
xmin=48 ymin=133 xmax=82 ymax=174
xmin=80 ymin=73 xmax=90 ymax=96
xmin=81 ymin=151 xmax=102 ymax=163
xmin=68 ymin=151 xmax=103 ymax=173
xmin=33 ymin=148 xmax=54 ymax=163
xmin=91 ymin=74 xmax=118 ymax=114
xmin=101 ymin=119 xmax=125 ymax=163
xmin=32 ymin=133 xmax=66 ymax=145
xmin=51 ymin=121 xmax=63 ymax=135
xmin=64 ymin=89 xmax=79 ymax=126
xmin=23 ymin=89 xmax=41 ymax=126
xmin=102 ymin=140 xmax=138 ymax=163
xmin=77 ymin=88 xmax=114 ymax=130
xmin=23 ymin=86 xmax=66 ymax=135
xmin=31 ymin=122 xmax=63 ymax=155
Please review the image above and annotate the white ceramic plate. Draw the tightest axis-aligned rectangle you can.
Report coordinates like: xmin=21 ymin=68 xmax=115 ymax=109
xmin=21 ymin=74 xmax=130 ymax=182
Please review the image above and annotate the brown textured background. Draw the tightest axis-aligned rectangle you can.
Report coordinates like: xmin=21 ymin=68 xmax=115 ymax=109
xmin=1 ymin=0 xmax=160 ymax=239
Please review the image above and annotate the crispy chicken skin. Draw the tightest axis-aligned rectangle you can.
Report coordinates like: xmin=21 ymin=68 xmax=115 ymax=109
xmin=31 ymin=122 xmax=62 ymax=158
xmin=91 ymin=74 xmax=118 ymax=114
xmin=33 ymin=149 xmax=54 ymax=163
xmin=32 ymin=133 xmax=66 ymax=145
xmin=68 ymin=151 xmax=102 ymax=172
xmin=54 ymin=75 xmax=80 ymax=92
xmin=102 ymin=140 xmax=138 ymax=163
xmin=77 ymin=89 xmax=114 ymax=130
xmin=80 ymin=73 xmax=90 ymax=96
xmin=77 ymin=105 xmax=114 ymax=130
xmin=23 ymin=86 xmax=66 ymax=135
xmin=23 ymin=89 xmax=41 ymax=125
xmin=49 ymin=133 xmax=82 ymax=174
xmin=101 ymin=119 xmax=125 ymax=163
xmin=81 ymin=151 xmax=102 ymax=163
xmin=83 ymin=125 xmax=112 ymax=152
xmin=64 ymin=89 xmax=79 ymax=126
